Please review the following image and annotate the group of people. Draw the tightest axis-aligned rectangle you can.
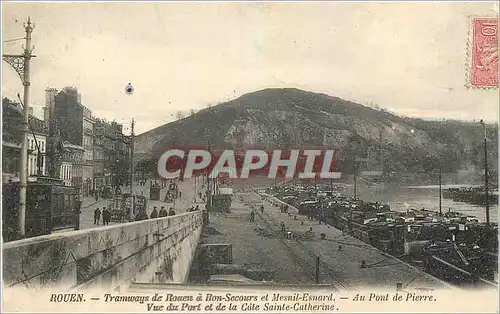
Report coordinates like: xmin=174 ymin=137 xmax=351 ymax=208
xmin=135 ymin=203 xmax=203 ymax=221
xmin=94 ymin=207 xmax=112 ymax=225
xmin=91 ymin=177 xmax=205 ymax=225
xmin=249 ymin=205 xmax=265 ymax=223
xmin=145 ymin=206 xmax=177 ymax=220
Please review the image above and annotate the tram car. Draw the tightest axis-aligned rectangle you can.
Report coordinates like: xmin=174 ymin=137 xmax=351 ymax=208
xmin=2 ymin=178 xmax=81 ymax=242
xmin=108 ymin=194 xmax=149 ymax=222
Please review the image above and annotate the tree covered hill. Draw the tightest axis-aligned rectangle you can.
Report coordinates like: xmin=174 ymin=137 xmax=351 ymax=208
xmin=135 ymin=88 xmax=498 ymax=180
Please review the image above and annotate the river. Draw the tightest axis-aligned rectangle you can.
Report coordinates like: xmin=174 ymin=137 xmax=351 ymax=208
xmin=231 ymin=176 xmax=498 ymax=223
xmin=345 ymin=183 xmax=498 ymax=223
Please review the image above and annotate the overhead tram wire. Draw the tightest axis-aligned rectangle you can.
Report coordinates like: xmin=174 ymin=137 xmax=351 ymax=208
xmin=3 ymin=37 xmax=26 ymax=43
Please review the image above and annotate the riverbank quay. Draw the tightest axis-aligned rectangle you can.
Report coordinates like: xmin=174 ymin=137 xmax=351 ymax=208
xmin=443 ymin=186 xmax=498 ymax=205
xmin=263 ymin=183 xmax=498 ymax=288
xmin=190 ymin=189 xmax=451 ymax=291
xmin=257 ymin=192 xmax=451 ymax=290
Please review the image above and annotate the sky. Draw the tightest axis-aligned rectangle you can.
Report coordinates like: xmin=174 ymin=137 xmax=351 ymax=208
xmin=2 ymin=1 xmax=499 ymax=134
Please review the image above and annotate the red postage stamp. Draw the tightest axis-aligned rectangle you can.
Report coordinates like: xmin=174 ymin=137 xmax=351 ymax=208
xmin=468 ymin=17 xmax=499 ymax=88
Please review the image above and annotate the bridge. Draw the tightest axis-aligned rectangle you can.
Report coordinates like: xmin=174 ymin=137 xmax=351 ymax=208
xmin=1 ymin=177 xmax=462 ymax=295
xmin=3 ymin=210 xmax=205 ymax=291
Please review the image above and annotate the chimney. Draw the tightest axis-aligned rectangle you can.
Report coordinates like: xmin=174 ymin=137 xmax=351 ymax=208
xmin=45 ymin=88 xmax=58 ymax=123
xmin=45 ymin=88 xmax=58 ymax=107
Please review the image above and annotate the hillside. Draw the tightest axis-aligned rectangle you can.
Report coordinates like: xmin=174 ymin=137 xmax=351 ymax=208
xmin=135 ymin=88 xmax=498 ymax=179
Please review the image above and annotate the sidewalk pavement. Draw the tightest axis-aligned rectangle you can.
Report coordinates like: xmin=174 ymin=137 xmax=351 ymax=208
xmin=79 ymin=196 xmax=111 ymax=230
xmin=78 ymin=177 xmax=206 ymax=230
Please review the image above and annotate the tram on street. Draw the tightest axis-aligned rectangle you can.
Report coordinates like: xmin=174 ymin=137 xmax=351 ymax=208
xmin=107 ymin=193 xmax=148 ymax=222
xmin=2 ymin=178 xmax=81 ymax=242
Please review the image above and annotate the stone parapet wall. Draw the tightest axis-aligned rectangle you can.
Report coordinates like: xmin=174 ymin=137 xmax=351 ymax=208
xmin=3 ymin=211 xmax=204 ymax=291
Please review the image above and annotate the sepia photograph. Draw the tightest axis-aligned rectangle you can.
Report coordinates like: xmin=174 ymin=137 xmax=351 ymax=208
xmin=1 ymin=1 xmax=499 ymax=313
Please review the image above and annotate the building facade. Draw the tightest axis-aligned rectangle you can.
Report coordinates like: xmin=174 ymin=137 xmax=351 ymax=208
xmin=53 ymin=87 xmax=84 ymax=146
xmin=43 ymin=87 xmax=58 ymax=130
xmin=2 ymin=98 xmax=48 ymax=183
xmin=43 ymin=86 xmax=130 ymax=193
xmin=93 ymin=119 xmax=128 ymax=190
xmin=82 ymin=106 xmax=94 ymax=196
xmin=52 ymin=87 xmax=94 ymax=195
xmin=60 ymin=161 xmax=72 ymax=186
xmin=63 ymin=143 xmax=85 ymax=190
xmin=27 ymin=133 xmax=47 ymax=177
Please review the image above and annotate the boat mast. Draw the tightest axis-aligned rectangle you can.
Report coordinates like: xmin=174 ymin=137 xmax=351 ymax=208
xmin=439 ymin=169 xmax=442 ymax=215
xmin=480 ymin=120 xmax=490 ymax=225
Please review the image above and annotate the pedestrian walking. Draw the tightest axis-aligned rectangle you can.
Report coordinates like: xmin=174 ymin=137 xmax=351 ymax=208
xmin=102 ymin=207 xmax=110 ymax=225
xmin=168 ymin=207 xmax=176 ymax=216
xmin=106 ymin=207 xmax=112 ymax=225
xmin=150 ymin=206 xmax=159 ymax=219
xmin=94 ymin=207 xmax=101 ymax=225
xmin=280 ymin=221 xmax=286 ymax=234
xmin=159 ymin=206 xmax=168 ymax=217
xmin=95 ymin=192 xmax=99 ymax=202
xmin=250 ymin=210 xmax=255 ymax=222
xmin=260 ymin=205 xmax=264 ymax=214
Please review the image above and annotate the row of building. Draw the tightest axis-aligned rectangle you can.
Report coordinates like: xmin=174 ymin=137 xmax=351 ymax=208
xmin=2 ymin=87 xmax=130 ymax=196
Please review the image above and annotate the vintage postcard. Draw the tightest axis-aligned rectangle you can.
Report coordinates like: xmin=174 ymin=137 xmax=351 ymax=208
xmin=1 ymin=1 xmax=499 ymax=313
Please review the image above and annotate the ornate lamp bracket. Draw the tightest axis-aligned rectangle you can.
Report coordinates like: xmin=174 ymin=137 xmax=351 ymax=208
xmin=3 ymin=54 xmax=27 ymax=85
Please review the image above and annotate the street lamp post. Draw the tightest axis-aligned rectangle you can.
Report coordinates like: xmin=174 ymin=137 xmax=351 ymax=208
xmin=129 ymin=118 xmax=135 ymax=221
xmin=480 ymin=120 xmax=490 ymax=225
xmin=3 ymin=17 xmax=35 ymax=239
